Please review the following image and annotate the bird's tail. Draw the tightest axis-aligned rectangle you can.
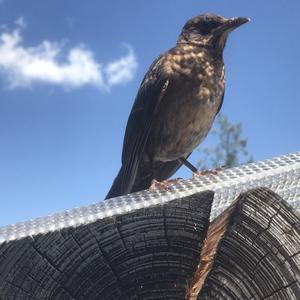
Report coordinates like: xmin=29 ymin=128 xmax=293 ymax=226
xmin=105 ymin=164 xmax=153 ymax=200
xmin=105 ymin=166 xmax=125 ymax=200
xmin=105 ymin=159 xmax=185 ymax=200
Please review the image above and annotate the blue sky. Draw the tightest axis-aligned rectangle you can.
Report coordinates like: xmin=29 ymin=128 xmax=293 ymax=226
xmin=0 ymin=0 xmax=299 ymax=226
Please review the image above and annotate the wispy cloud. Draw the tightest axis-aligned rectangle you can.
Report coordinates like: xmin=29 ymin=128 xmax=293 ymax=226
xmin=105 ymin=45 xmax=138 ymax=88
xmin=15 ymin=17 xmax=27 ymax=29
xmin=0 ymin=19 xmax=138 ymax=90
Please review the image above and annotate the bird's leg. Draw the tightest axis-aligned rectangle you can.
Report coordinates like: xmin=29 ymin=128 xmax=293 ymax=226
xmin=178 ymin=157 xmax=198 ymax=172
xmin=178 ymin=157 xmax=223 ymax=177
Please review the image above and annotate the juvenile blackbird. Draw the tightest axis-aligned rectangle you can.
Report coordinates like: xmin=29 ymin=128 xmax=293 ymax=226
xmin=106 ymin=14 xmax=249 ymax=199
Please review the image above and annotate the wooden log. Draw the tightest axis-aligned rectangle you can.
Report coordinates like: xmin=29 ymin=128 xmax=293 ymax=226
xmin=187 ymin=187 xmax=300 ymax=300
xmin=0 ymin=187 xmax=299 ymax=299
xmin=0 ymin=191 xmax=213 ymax=300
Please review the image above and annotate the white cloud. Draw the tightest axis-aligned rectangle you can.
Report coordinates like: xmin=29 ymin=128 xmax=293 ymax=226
xmin=0 ymin=24 xmax=138 ymax=90
xmin=105 ymin=45 xmax=138 ymax=88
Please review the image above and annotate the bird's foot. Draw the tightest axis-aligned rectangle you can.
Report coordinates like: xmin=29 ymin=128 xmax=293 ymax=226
xmin=193 ymin=167 xmax=223 ymax=177
xmin=150 ymin=178 xmax=183 ymax=191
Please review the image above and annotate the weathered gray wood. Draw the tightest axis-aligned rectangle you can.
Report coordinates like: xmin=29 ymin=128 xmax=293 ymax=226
xmin=0 ymin=191 xmax=213 ymax=300
xmin=188 ymin=188 xmax=300 ymax=300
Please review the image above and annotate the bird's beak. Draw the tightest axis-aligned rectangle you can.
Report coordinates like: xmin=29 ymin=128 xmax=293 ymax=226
xmin=213 ymin=16 xmax=250 ymax=36
xmin=227 ymin=17 xmax=250 ymax=29
xmin=211 ymin=16 xmax=250 ymax=50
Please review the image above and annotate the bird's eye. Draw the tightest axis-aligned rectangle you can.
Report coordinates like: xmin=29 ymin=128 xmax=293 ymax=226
xmin=198 ymin=21 xmax=220 ymax=35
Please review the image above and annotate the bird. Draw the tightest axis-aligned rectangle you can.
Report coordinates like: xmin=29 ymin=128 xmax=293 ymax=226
xmin=105 ymin=13 xmax=249 ymax=199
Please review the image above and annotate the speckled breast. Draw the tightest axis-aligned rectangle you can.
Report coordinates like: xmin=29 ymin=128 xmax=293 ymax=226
xmin=149 ymin=45 xmax=225 ymax=162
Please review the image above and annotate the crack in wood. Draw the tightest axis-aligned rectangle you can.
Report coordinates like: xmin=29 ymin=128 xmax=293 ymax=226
xmin=30 ymin=240 xmax=78 ymax=300
xmin=86 ymin=225 xmax=130 ymax=300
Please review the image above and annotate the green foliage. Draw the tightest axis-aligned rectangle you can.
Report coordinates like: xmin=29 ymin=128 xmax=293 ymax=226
xmin=197 ymin=114 xmax=253 ymax=169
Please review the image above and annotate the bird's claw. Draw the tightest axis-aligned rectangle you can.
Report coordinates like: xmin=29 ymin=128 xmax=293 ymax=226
xmin=150 ymin=178 xmax=183 ymax=191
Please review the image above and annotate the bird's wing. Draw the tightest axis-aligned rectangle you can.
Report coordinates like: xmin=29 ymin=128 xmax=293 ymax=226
xmin=120 ymin=55 xmax=169 ymax=194
xmin=216 ymin=89 xmax=225 ymax=115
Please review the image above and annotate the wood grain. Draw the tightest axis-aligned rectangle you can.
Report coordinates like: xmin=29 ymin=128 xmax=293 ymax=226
xmin=195 ymin=188 xmax=300 ymax=300
xmin=0 ymin=191 xmax=213 ymax=300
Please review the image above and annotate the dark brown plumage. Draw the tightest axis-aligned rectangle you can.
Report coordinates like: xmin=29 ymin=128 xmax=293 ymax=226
xmin=106 ymin=14 xmax=249 ymax=199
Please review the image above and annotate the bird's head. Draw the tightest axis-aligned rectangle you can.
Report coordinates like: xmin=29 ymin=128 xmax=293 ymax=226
xmin=178 ymin=14 xmax=249 ymax=52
